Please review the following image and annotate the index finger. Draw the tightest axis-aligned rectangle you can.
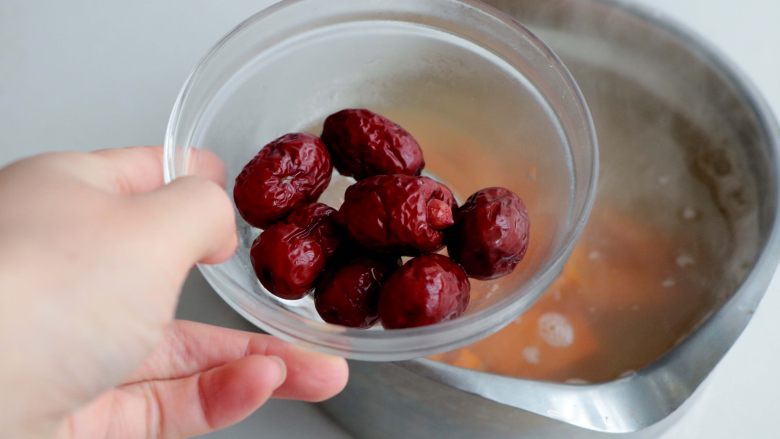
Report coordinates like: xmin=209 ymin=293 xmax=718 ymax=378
xmin=128 ymin=321 xmax=349 ymax=403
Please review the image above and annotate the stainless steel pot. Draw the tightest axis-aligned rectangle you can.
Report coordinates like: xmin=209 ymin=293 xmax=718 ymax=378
xmin=319 ymin=0 xmax=780 ymax=437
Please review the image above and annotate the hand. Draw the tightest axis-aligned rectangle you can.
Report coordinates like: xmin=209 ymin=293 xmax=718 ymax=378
xmin=0 ymin=147 xmax=348 ymax=438
xmin=58 ymin=321 xmax=348 ymax=438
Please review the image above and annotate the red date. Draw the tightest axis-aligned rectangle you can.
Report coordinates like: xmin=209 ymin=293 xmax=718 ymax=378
xmin=250 ymin=203 xmax=341 ymax=300
xmin=379 ymin=254 xmax=470 ymax=329
xmin=234 ymin=133 xmax=332 ymax=229
xmin=322 ymin=109 xmax=424 ymax=180
xmin=337 ymin=175 xmax=456 ymax=255
xmin=315 ymin=255 xmax=400 ymax=328
xmin=447 ymin=187 xmax=529 ymax=280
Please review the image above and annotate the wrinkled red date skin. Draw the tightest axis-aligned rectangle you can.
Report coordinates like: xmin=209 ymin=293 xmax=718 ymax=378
xmin=315 ymin=255 xmax=401 ymax=328
xmin=447 ymin=187 xmax=530 ymax=280
xmin=250 ymin=203 xmax=341 ymax=300
xmin=234 ymin=133 xmax=332 ymax=229
xmin=286 ymin=203 xmax=341 ymax=258
xmin=337 ymin=175 xmax=456 ymax=255
xmin=379 ymin=254 xmax=471 ymax=329
xmin=321 ymin=109 xmax=425 ymax=180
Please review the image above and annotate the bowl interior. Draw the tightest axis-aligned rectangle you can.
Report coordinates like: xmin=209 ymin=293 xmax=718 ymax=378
xmin=165 ymin=0 xmax=597 ymax=360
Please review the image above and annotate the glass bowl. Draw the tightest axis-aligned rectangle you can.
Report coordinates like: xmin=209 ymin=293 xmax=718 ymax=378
xmin=164 ymin=0 xmax=598 ymax=361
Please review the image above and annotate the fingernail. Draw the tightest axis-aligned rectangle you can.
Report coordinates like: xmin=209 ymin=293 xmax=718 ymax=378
xmin=268 ymin=356 xmax=287 ymax=388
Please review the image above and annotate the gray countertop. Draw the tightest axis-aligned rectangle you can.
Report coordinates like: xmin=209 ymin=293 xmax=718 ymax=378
xmin=2 ymin=1 xmax=779 ymax=438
